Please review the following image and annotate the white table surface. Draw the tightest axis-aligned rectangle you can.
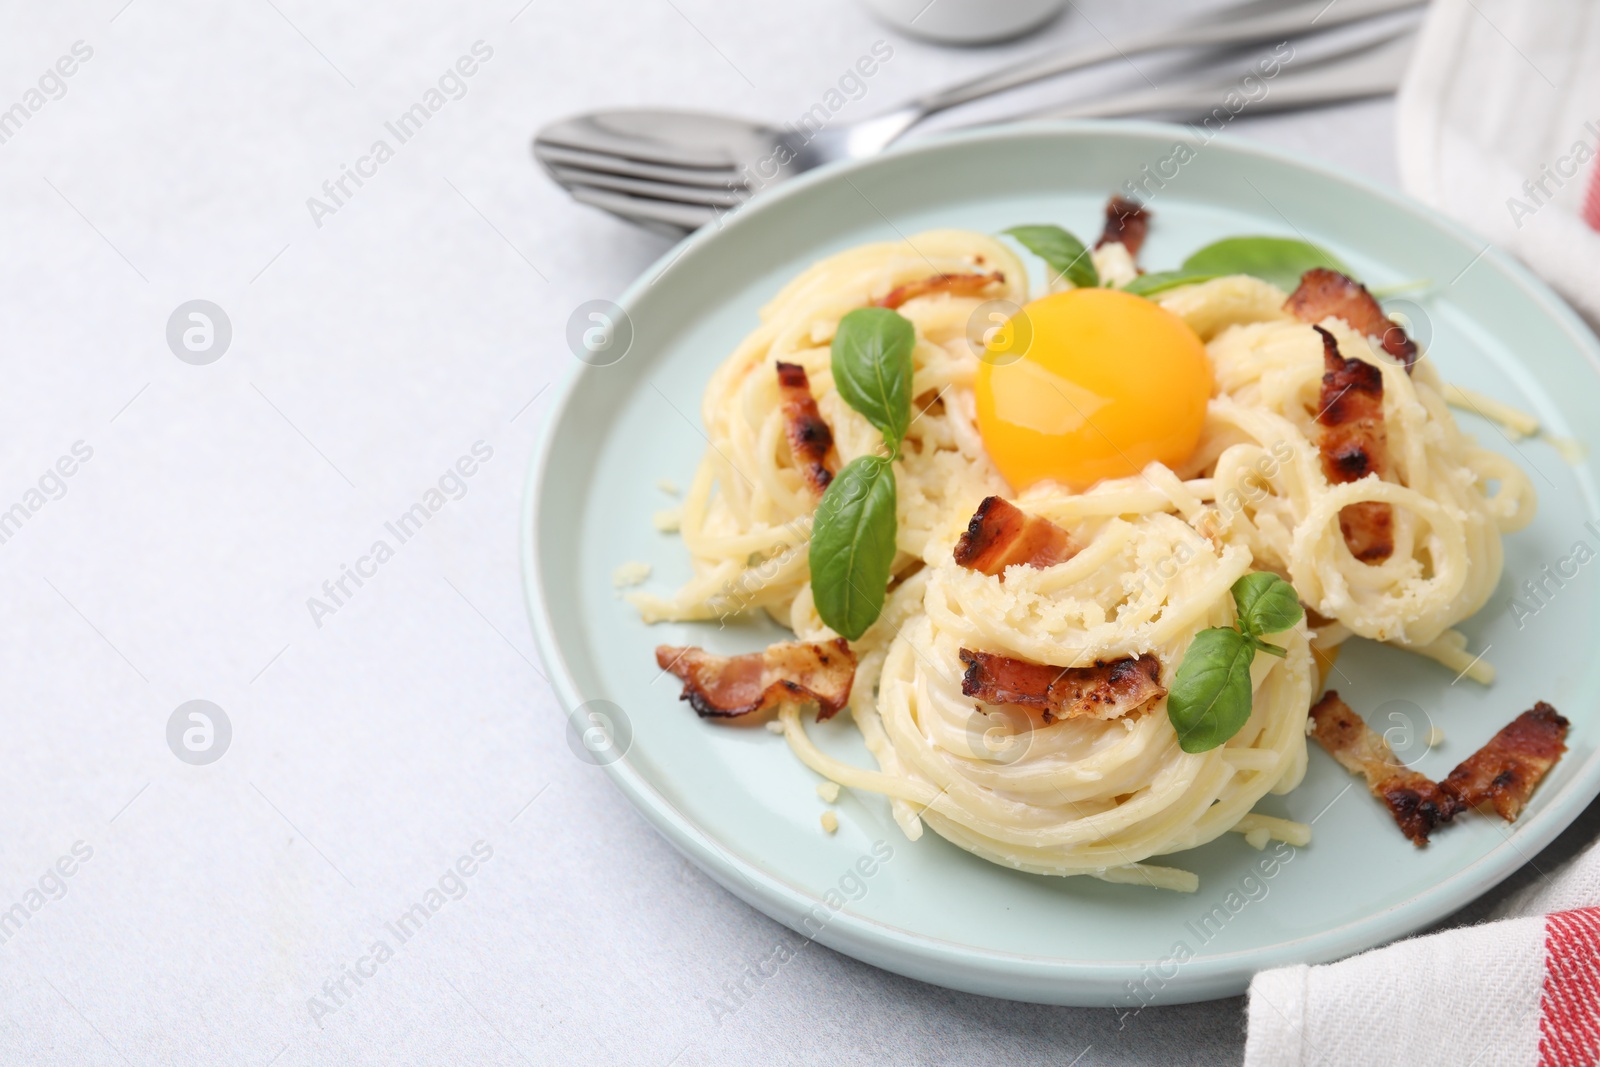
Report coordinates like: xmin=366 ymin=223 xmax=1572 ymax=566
xmin=6 ymin=1 xmax=1578 ymax=1064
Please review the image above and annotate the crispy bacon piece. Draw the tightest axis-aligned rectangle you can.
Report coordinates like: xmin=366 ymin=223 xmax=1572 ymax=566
xmin=1441 ymin=703 xmax=1569 ymax=821
xmin=1096 ymin=195 xmax=1150 ymax=256
xmin=874 ymin=271 xmax=1004 ymax=310
xmin=1310 ymin=693 xmax=1569 ymax=847
xmin=656 ymin=639 xmax=857 ymax=722
xmin=959 ymin=650 xmax=1165 ymax=725
xmin=1309 ymin=690 xmax=1462 ymax=846
xmin=1314 ymin=326 xmax=1395 ymax=563
xmin=1286 ymin=267 xmax=1417 ymax=371
xmin=952 ymin=496 xmax=1079 ymax=578
xmin=775 ymin=362 xmax=835 ymax=495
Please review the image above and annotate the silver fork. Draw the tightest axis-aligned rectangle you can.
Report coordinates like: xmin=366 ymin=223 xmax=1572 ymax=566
xmin=534 ymin=0 xmax=1423 ymax=234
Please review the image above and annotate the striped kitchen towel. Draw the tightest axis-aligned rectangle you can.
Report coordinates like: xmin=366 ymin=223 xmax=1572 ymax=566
xmin=1396 ymin=0 xmax=1600 ymax=329
xmin=1247 ymin=815 xmax=1600 ymax=1064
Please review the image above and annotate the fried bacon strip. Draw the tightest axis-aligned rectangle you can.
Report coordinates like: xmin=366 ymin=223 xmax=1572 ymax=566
xmin=1285 ymin=267 xmax=1417 ymax=371
xmin=959 ymin=650 xmax=1165 ymax=725
xmin=1315 ymin=325 xmax=1395 ymax=564
xmin=656 ymin=639 xmax=857 ymax=722
xmin=952 ymin=496 xmax=1079 ymax=578
xmin=1441 ymin=703 xmax=1569 ymax=821
xmin=1310 ymin=692 xmax=1569 ymax=846
xmin=1309 ymin=690 xmax=1462 ymax=846
xmin=775 ymin=362 xmax=836 ymax=495
xmin=874 ymin=271 xmax=1004 ymax=310
xmin=1096 ymin=195 xmax=1150 ymax=256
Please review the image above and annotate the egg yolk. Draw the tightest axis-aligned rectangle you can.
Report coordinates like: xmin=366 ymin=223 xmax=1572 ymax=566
xmin=975 ymin=287 xmax=1211 ymax=491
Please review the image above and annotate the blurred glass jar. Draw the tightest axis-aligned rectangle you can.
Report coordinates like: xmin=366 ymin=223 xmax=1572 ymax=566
xmin=862 ymin=0 xmax=1067 ymax=45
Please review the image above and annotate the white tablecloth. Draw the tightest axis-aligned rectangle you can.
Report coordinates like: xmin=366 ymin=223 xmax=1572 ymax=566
xmin=0 ymin=2 xmax=1483 ymax=1064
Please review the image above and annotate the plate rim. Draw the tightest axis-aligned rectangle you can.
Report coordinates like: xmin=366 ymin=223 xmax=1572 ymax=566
xmin=521 ymin=119 xmax=1600 ymax=1005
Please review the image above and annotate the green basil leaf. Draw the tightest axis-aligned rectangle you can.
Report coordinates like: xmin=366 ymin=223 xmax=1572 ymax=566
xmin=808 ymin=455 xmax=898 ymax=641
xmin=1004 ymin=225 xmax=1099 ymax=290
xmin=831 ymin=307 xmax=915 ymax=450
xmin=1167 ymin=627 xmax=1257 ymax=753
xmin=1180 ymin=236 xmax=1353 ymax=294
xmin=1230 ymin=572 xmax=1304 ymax=639
xmin=1120 ymin=270 xmax=1223 ymax=297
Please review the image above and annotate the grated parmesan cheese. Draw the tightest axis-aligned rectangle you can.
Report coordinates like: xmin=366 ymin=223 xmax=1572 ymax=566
xmin=652 ymin=507 xmax=682 ymax=533
xmin=611 ymin=561 xmax=651 ymax=588
xmin=816 ymin=781 xmax=840 ymax=803
xmin=820 ymin=811 xmax=838 ymax=834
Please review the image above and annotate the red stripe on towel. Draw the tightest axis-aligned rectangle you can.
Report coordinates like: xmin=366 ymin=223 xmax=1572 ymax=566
xmin=1584 ymin=159 xmax=1600 ymax=232
xmin=1540 ymin=907 xmax=1600 ymax=1066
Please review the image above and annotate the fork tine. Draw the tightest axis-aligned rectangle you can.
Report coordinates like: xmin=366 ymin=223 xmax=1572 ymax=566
xmin=536 ymin=111 xmax=762 ymax=171
xmin=567 ymin=184 xmax=717 ymax=234
xmin=547 ymin=163 xmax=749 ymax=208
xmin=535 ymin=142 xmax=748 ymax=191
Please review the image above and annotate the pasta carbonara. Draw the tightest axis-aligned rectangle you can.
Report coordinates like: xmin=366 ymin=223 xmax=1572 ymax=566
xmin=635 ymin=217 xmax=1535 ymax=892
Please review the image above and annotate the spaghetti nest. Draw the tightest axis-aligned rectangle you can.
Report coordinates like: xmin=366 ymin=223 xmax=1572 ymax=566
xmin=630 ymin=230 xmax=1022 ymax=630
xmin=784 ymin=493 xmax=1313 ymax=894
xmin=1158 ymin=276 xmax=1535 ymax=678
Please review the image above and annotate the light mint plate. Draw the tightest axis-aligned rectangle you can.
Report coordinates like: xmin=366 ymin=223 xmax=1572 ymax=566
xmin=523 ymin=122 xmax=1600 ymax=1005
